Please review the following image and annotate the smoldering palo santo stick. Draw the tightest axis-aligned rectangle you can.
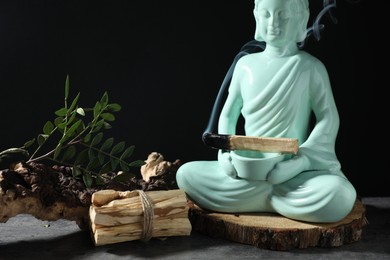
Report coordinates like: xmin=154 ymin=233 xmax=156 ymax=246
xmin=202 ymin=133 xmax=298 ymax=154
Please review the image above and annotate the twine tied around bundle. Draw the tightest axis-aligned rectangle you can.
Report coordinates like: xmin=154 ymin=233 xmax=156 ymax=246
xmin=137 ymin=190 xmax=154 ymax=242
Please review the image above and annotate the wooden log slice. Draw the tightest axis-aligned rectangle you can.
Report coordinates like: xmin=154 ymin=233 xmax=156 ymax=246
xmin=188 ymin=199 xmax=367 ymax=251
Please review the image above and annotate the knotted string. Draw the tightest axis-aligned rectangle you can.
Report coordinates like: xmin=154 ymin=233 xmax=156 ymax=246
xmin=137 ymin=190 xmax=154 ymax=242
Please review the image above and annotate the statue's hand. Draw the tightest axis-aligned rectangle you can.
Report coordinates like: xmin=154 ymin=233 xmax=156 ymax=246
xmin=267 ymin=151 xmax=310 ymax=184
xmin=218 ymin=150 xmax=238 ymax=178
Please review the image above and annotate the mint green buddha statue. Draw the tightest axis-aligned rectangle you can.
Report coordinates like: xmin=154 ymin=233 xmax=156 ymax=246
xmin=176 ymin=0 xmax=357 ymax=223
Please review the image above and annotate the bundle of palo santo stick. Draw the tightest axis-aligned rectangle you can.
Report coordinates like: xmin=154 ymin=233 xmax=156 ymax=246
xmin=89 ymin=189 xmax=192 ymax=246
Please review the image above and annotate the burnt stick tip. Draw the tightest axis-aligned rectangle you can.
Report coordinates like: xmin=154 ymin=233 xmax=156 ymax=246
xmin=202 ymin=133 xmax=232 ymax=150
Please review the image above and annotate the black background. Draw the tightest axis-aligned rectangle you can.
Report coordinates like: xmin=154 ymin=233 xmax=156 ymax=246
xmin=0 ymin=1 xmax=386 ymax=196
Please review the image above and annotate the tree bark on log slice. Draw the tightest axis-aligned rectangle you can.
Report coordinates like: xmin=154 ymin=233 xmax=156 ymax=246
xmin=188 ymin=199 xmax=367 ymax=251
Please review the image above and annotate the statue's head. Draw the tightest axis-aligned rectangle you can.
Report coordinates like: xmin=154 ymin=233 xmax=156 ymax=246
xmin=253 ymin=0 xmax=310 ymax=44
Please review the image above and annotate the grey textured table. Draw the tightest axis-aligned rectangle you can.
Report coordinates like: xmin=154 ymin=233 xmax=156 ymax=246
xmin=0 ymin=197 xmax=389 ymax=260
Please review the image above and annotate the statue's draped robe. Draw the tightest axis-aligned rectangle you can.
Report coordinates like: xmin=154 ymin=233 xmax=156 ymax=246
xmin=177 ymin=51 xmax=356 ymax=223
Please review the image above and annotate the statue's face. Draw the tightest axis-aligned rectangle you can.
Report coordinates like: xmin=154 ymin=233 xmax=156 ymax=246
xmin=254 ymin=0 xmax=305 ymax=46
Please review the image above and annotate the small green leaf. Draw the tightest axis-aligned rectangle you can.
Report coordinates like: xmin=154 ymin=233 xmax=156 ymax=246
xmin=100 ymin=92 xmax=109 ymax=107
xmin=53 ymin=143 xmax=63 ymax=160
xmin=91 ymin=132 xmax=103 ymax=147
xmin=110 ymin=141 xmax=125 ymax=155
xmin=107 ymin=103 xmax=121 ymax=112
xmin=119 ymin=161 xmax=130 ymax=172
xmin=88 ymin=148 xmax=96 ymax=162
xmin=99 ymin=161 xmax=112 ymax=174
xmin=110 ymin=157 xmax=119 ymax=170
xmin=68 ymin=92 xmax=80 ymax=112
xmin=83 ymin=172 xmax=93 ymax=188
xmin=67 ymin=110 xmax=77 ymax=125
xmin=37 ymin=134 xmax=49 ymax=146
xmin=59 ymin=133 xmax=71 ymax=144
xmin=93 ymin=101 xmax=101 ymax=118
xmin=65 ymin=75 xmax=70 ymax=99
xmin=86 ymin=157 xmax=99 ymax=171
xmin=0 ymin=148 xmax=29 ymax=160
xmin=72 ymin=166 xmax=83 ymax=177
xmin=120 ymin=146 xmax=134 ymax=160
xmin=57 ymin=121 xmax=67 ymax=130
xmin=62 ymin=146 xmax=77 ymax=162
xmin=100 ymin=137 xmax=114 ymax=151
xmin=98 ymin=151 xmax=105 ymax=165
xmin=128 ymin=160 xmax=146 ymax=167
xmin=43 ymin=121 xmax=54 ymax=135
xmin=100 ymin=113 xmax=115 ymax=122
xmin=103 ymin=122 xmax=112 ymax=130
xmin=23 ymin=138 xmax=35 ymax=148
xmin=75 ymin=119 xmax=85 ymax=134
xmin=112 ymin=171 xmax=135 ymax=183
xmin=74 ymin=149 xmax=88 ymax=166
xmin=66 ymin=119 xmax=82 ymax=137
xmin=55 ymin=107 xmax=68 ymax=117
xmin=91 ymin=119 xmax=105 ymax=133
xmin=84 ymin=133 xmax=91 ymax=143
xmin=54 ymin=117 xmax=64 ymax=127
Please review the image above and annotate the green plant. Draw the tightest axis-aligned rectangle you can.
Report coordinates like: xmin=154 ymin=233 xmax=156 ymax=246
xmin=11 ymin=75 xmax=144 ymax=187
